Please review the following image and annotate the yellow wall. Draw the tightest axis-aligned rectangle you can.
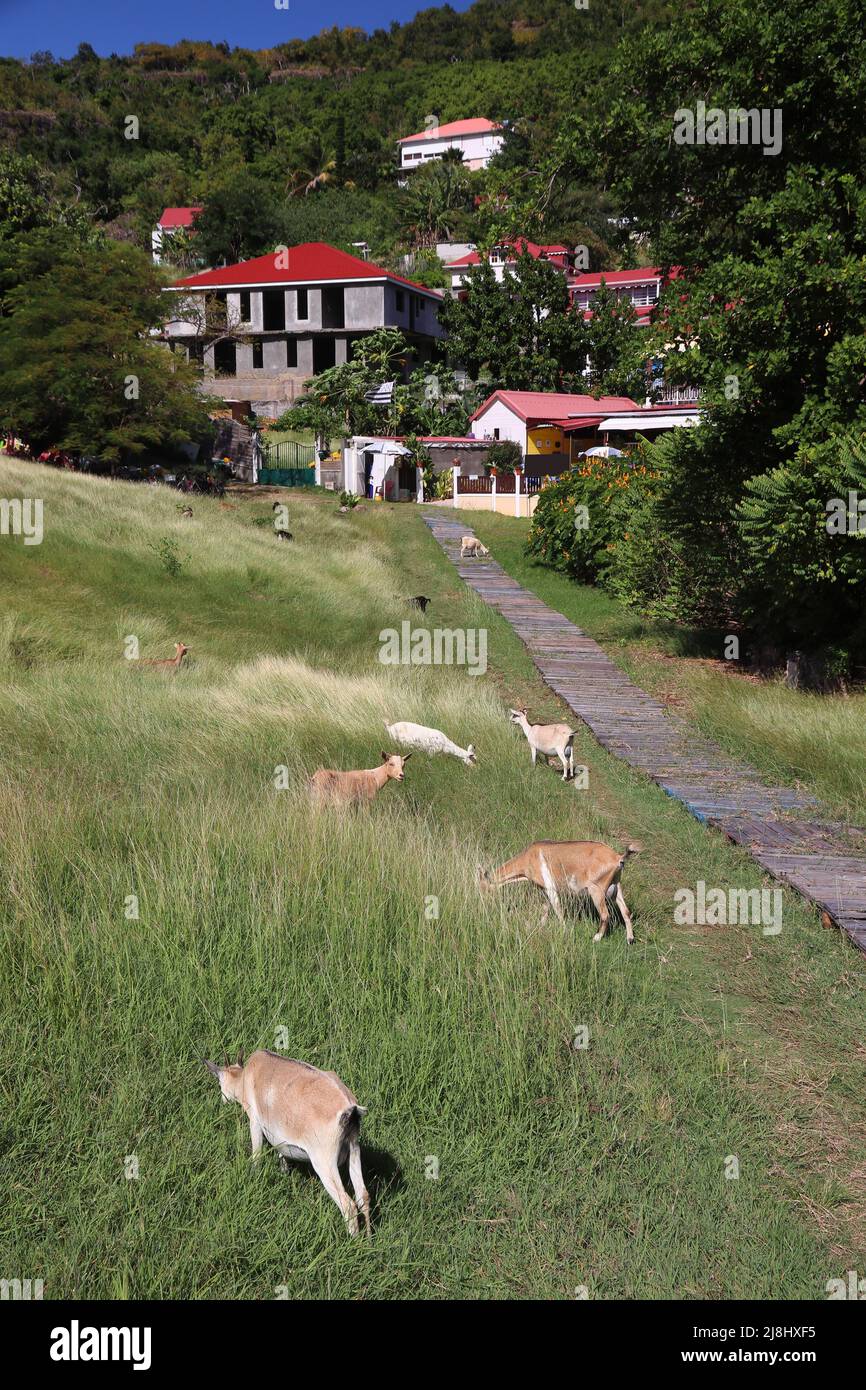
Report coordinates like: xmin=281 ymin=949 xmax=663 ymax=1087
xmin=526 ymin=426 xmax=565 ymax=456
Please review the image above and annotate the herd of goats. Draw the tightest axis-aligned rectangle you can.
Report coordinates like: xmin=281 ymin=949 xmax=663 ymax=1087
xmin=148 ymin=536 xmax=641 ymax=1236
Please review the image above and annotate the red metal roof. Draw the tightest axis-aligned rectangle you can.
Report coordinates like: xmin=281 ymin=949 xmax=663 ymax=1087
xmin=171 ymin=242 xmax=442 ymax=298
xmin=448 ymin=239 xmax=569 ymax=271
xmin=399 ymin=118 xmax=501 ymax=144
xmin=159 ymin=206 xmax=202 ymax=229
xmin=571 ymin=267 xmax=663 ymax=289
xmin=471 ymin=391 xmax=640 ymax=424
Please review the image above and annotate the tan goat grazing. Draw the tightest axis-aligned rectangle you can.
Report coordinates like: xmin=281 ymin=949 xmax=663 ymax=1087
xmin=460 ymin=536 xmax=490 ymax=559
xmin=310 ymin=751 xmax=411 ymax=806
xmin=479 ymin=840 xmax=642 ymax=943
xmin=136 ymin=642 xmax=189 ymax=670
xmin=204 ymin=1051 xmax=370 ymax=1235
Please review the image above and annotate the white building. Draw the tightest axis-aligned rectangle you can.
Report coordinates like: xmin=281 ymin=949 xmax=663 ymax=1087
xmin=447 ymin=239 xmax=571 ymax=296
xmin=398 ymin=118 xmax=504 ymax=172
xmin=152 ymin=206 xmax=202 ymax=264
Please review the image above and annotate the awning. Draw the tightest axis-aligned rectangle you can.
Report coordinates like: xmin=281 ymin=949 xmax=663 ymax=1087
xmin=597 ymin=412 xmax=701 ymax=432
xmin=357 ymin=440 xmax=410 ymax=455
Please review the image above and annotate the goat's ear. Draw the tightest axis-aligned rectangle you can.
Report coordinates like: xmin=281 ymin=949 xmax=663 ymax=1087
xmin=381 ymin=750 xmax=389 ymax=761
xmin=402 ymin=752 xmax=412 ymax=761
xmin=203 ymin=1059 xmax=221 ymax=1077
xmin=236 ymin=1051 xmax=244 ymax=1068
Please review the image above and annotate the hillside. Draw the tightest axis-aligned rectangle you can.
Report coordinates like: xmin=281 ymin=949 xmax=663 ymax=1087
xmin=2 ymin=459 xmax=865 ymax=1297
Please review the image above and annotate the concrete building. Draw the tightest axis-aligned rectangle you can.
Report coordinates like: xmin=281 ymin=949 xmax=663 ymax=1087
xmin=398 ymin=118 xmax=504 ymax=172
xmin=164 ymin=242 xmax=445 ymax=414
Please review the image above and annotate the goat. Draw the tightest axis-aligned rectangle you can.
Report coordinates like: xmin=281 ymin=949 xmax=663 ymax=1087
xmin=203 ymin=1051 xmax=370 ymax=1236
xmin=136 ymin=642 xmax=189 ymax=671
xmin=310 ymin=751 xmax=411 ymax=806
xmin=407 ymin=595 xmax=430 ymax=613
xmin=509 ymin=706 xmax=575 ymax=781
xmin=275 ymin=529 xmax=293 ymax=542
xmin=479 ymin=840 xmax=642 ymax=943
xmin=460 ymin=536 xmax=490 ymax=559
xmin=385 ymin=719 xmax=476 ymax=766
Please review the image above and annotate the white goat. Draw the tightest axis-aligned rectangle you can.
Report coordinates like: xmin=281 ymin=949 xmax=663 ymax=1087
xmin=509 ymin=706 xmax=576 ymax=781
xmin=203 ymin=1050 xmax=370 ymax=1235
xmin=460 ymin=536 xmax=490 ymax=558
xmin=385 ymin=720 xmax=477 ymax=766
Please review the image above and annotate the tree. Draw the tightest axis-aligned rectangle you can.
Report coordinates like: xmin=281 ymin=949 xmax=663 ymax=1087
xmin=582 ymin=280 xmax=647 ymax=398
xmin=533 ymin=0 xmax=866 ymax=653
xmin=438 ymin=251 xmax=586 ymax=390
xmin=193 ymin=172 xmax=283 ymax=266
xmin=398 ymin=158 xmax=475 ymax=248
xmin=0 ymin=231 xmax=214 ymax=460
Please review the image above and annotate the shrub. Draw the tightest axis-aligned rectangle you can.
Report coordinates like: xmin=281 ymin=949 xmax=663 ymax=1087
xmin=486 ymin=440 xmax=522 ymax=474
xmin=525 ymin=451 xmax=655 ymax=585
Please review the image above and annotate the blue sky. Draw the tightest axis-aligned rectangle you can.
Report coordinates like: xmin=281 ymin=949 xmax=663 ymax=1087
xmin=0 ymin=0 xmax=476 ymax=61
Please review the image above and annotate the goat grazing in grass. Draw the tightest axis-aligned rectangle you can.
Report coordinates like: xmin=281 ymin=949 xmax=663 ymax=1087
xmin=407 ymin=595 xmax=430 ymax=613
xmin=310 ymin=751 xmax=411 ymax=806
xmin=203 ymin=1051 xmax=370 ymax=1236
xmin=136 ymin=642 xmax=189 ymax=671
xmin=509 ymin=706 xmax=575 ymax=781
xmin=479 ymin=840 xmax=642 ymax=943
xmin=385 ymin=720 xmax=477 ymax=766
xmin=460 ymin=536 xmax=490 ymax=559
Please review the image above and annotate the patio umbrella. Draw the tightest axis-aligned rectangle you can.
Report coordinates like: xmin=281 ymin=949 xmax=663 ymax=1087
xmin=578 ymin=445 xmax=625 ymax=458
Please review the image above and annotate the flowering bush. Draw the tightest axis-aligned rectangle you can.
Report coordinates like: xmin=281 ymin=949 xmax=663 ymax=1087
xmin=525 ymin=451 xmax=656 ymax=585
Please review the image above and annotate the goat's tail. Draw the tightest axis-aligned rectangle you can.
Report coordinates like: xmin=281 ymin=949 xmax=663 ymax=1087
xmin=339 ymin=1104 xmax=367 ymax=1140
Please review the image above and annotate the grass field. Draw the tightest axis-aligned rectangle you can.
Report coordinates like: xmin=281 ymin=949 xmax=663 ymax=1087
xmin=465 ymin=511 xmax=866 ymax=827
xmin=1 ymin=461 xmax=865 ymax=1300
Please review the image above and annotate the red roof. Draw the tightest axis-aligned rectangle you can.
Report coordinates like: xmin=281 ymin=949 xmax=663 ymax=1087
xmin=571 ymin=267 xmax=663 ymax=289
xmin=448 ymin=239 xmax=568 ymax=271
xmin=159 ymin=206 xmax=202 ymax=229
xmin=471 ymin=391 xmax=639 ymax=424
xmin=399 ymin=117 xmax=501 ymax=144
xmin=171 ymin=242 xmax=442 ymax=298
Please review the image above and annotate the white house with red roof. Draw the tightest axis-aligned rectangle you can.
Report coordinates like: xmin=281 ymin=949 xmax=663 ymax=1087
xmin=447 ymin=239 xmax=571 ymax=296
xmin=398 ymin=118 xmax=504 ymax=172
xmin=469 ymin=389 xmax=700 ymax=470
xmin=164 ymin=241 xmax=445 ymax=413
xmin=570 ymin=267 xmax=669 ymax=323
xmin=152 ymin=206 xmax=203 ymax=263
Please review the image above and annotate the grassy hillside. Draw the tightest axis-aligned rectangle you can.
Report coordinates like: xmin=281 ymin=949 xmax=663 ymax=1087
xmin=1 ymin=460 xmax=865 ymax=1299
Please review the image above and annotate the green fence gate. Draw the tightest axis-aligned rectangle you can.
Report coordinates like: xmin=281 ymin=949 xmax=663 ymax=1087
xmin=260 ymin=439 xmax=317 ymax=487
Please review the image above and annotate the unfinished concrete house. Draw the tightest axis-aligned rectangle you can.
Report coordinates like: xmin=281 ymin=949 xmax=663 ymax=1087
xmin=164 ymin=242 xmax=446 ymax=415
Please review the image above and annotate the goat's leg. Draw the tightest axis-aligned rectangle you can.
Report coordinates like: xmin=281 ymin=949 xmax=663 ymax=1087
xmin=587 ymin=883 xmax=610 ymax=942
xmin=538 ymin=859 xmax=565 ymax=924
xmin=348 ymin=1138 xmax=371 ymax=1236
xmin=530 ymin=745 xmax=537 ymax=768
xmin=615 ymin=883 xmax=636 ymax=945
xmin=557 ymin=744 xmax=570 ymax=780
xmin=249 ymin=1114 xmax=265 ymax=1159
xmin=310 ymin=1152 xmax=360 ymax=1236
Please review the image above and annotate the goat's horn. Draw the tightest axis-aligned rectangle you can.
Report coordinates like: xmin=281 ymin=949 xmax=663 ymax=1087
xmin=237 ymin=1051 xmax=244 ymax=1067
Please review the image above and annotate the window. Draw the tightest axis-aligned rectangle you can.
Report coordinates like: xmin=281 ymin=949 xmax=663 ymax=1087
xmin=493 ymin=428 xmax=500 ymax=440
xmin=312 ymin=336 xmax=336 ymax=373
xmin=213 ymin=339 xmax=236 ymax=378
xmin=322 ymin=286 xmax=345 ymax=329
xmin=296 ymin=288 xmax=309 ymax=320
xmin=239 ymin=291 xmax=251 ymax=322
xmin=396 ymin=290 xmax=405 ymax=312
xmin=252 ymin=341 xmax=263 ymax=369
xmin=286 ymin=338 xmax=298 ymax=368
xmin=262 ymin=290 xmax=285 ymax=332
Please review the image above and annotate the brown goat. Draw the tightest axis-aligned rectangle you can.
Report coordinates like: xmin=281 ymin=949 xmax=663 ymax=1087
xmin=310 ymin=751 xmax=411 ymax=807
xmin=479 ymin=839 xmax=642 ymax=943
xmin=136 ymin=642 xmax=189 ymax=670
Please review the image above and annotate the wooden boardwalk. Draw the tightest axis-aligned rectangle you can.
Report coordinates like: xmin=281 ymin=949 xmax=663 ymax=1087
xmin=423 ymin=513 xmax=866 ymax=955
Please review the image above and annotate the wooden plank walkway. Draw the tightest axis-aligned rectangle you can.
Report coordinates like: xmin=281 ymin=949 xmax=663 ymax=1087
xmin=423 ymin=512 xmax=866 ymax=954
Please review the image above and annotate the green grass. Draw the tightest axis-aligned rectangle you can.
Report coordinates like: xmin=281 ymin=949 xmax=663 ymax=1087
xmin=466 ymin=511 xmax=866 ymax=826
xmin=1 ymin=461 xmax=865 ymax=1300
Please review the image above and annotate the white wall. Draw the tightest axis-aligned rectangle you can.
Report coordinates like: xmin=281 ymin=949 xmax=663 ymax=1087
xmin=400 ymin=131 xmax=504 ymax=171
xmin=470 ymin=401 xmax=526 ymax=450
